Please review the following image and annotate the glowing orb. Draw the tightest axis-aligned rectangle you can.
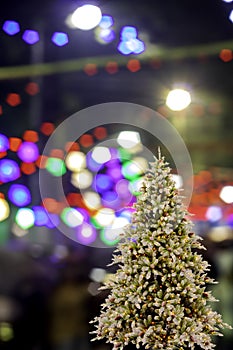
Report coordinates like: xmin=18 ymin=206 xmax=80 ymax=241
xmin=0 ymin=159 xmax=20 ymax=183
xmin=166 ymin=89 xmax=191 ymax=111
xmin=0 ymin=134 xmax=9 ymax=152
xmin=8 ymin=184 xmax=31 ymax=207
xmin=220 ymin=186 xmax=233 ymax=204
xmin=17 ymin=142 xmax=39 ymax=163
xmin=51 ymin=32 xmax=69 ymax=46
xmin=15 ymin=208 xmax=35 ymax=229
xmin=71 ymin=4 xmax=102 ymax=30
xmin=0 ymin=198 xmax=10 ymax=222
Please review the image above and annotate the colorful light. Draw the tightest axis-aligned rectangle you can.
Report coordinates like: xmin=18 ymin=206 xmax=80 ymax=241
xmin=98 ymin=28 xmax=115 ymax=43
xmin=51 ymin=32 xmax=69 ymax=46
xmin=65 ymin=151 xmax=86 ymax=172
xmin=83 ymin=191 xmax=101 ymax=210
xmin=166 ymin=89 xmax=191 ymax=111
xmin=121 ymin=161 xmax=142 ymax=180
xmin=86 ymin=152 xmax=102 ymax=172
xmin=206 ymin=206 xmax=222 ymax=222
xmin=0 ymin=134 xmax=9 ymax=152
xmin=0 ymin=198 xmax=10 ymax=222
xmin=15 ymin=208 xmax=35 ymax=230
xmin=8 ymin=184 xmax=31 ymax=207
xmin=128 ymin=178 xmax=143 ymax=196
xmin=0 ymin=159 xmax=20 ymax=183
xmin=106 ymin=166 xmax=123 ymax=181
xmin=117 ymin=131 xmax=141 ymax=149
xmin=6 ymin=93 xmax=21 ymax=106
xmin=94 ymin=174 xmax=113 ymax=192
xmin=220 ymin=186 xmax=233 ymax=204
xmin=33 ymin=206 xmax=49 ymax=226
xmin=22 ymin=30 xmax=39 ymax=44
xmin=94 ymin=208 xmax=115 ymax=227
xmin=77 ymin=223 xmax=97 ymax=245
xmin=46 ymin=158 xmax=66 ymax=177
xmin=17 ymin=142 xmax=39 ymax=163
xmin=102 ymin=191 xmax=121 ymax=210
xmin=115 ymin=179 xmax=131 ymax=198
xmin=61 ymin=208 xmax=84 ymax=227
xmin=71 ymin=4 xmax=102 ymax=30
xmin=100 ymin=217 xmax=127 ymax=246
xmin=118 ymin=26 xmax=145 ymax=55
xmin=99 ymin=15 xmax=114 ymax=29
xmin=71 ymin=169 xmax=93 ymax=189
xmin=91 ymin=147 xmax=111 ymax=164
xmin=2 ymin=20 xmax=20 ymax=35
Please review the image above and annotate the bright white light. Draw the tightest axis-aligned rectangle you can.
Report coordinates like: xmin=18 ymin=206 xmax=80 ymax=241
xmin=91 ymin=147 xmax=111 ymax=164
xmin=229 ymin=9 xmax=233 ymax=23
xmin=220 ymin=186 xmax=233 ymax=204
xmin=71 ymin=5 xmax=102 ymax=30
xmin=94 ymin=208 xmax=115 ymax=227
xmin=0 ymin=198 xmax=10 ymax=222
xmin=15 ymin=208 xmax=35 ymax=229
xmin=206 ymin=206 xmax=222 ymax=222
xmin=133 ymin=157 xmax=148 ymax=173
xmin=65 ymin=151 xmax=86 ymax=172
xmin=89 ymin=268 xmax=106 ymax=282
xmin=166 ymin=89 xmax=191 ymax=111
xmin=71 ymin=169 xmax=93 ymax=189
xmin=117 ymin=131 xmax=141 ymax=149
xmin=172 ymin=174 xmax=183 ymax=189
xmin=83 ymin=191 xmax=101 ymax=210
xmin=222 ymin=0 xmax=233 ymax=3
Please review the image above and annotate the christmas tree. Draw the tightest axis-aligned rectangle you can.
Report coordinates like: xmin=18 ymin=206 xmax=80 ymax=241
xmin=91 ymin=152 xmax=231 ymax=350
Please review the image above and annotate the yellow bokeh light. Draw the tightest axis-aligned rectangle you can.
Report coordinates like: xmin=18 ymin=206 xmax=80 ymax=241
xmin=65 ymin=151 xmax=86 ymax=172
xmin=0 ymin=198 xmax=10 ymax=222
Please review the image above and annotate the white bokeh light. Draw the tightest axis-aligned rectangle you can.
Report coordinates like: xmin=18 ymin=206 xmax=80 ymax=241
xmin=166 ymin=89 xmax=191 ymax=111
xmin=71 ymin=5 xmax=102 ymax=30
xmin=117 ymin=131 xmax=141 ymax=149
xmin=91 ymin=147 xmax=111 ymax=164
xmin=220 ymin=186 xmax=233 ymax=204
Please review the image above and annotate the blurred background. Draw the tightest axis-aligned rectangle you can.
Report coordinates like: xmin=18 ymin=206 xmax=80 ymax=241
xmin=0 ymin=0 xmax=232 ymax=349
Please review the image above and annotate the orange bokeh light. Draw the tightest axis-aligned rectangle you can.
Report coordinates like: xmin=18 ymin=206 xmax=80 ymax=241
xmin=127 ymin=59 xmax=141 ymax=72
xmin=25 ymin=82 xmax=40 ymax=95
xmin=23 ymin=130 xmax=39 ymax=142
xmin=219 ymin=49 xmax=232 ymax=62
xmin=6 ymin=93 xmax=21 ymax=107
xmin=40 ymin=122 xmax=55 ymax=136
xmin=84 ymin=63 xmax=98 ymax=76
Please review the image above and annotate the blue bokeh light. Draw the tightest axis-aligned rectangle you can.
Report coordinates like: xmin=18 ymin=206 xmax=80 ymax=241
xmin=99 ymin=28 xmax=115 ymax=43
xmin=3 ymin=20 xmax=20 ymax=35
xmin=8 ymin=184 xmax=31 ymax=207
xmin=33 ymin=206 xmax=49 ymax=226
xmin=121 ymin=26 xmax=137 ymax=40
xmin=94 ymin=174 xmax=113 ymax=192
xmin=0 ymin=159 xmax=20 ymax=183
xmin=99 ymin=15 xmax=114 ymax=29
xmin=51 ymin=32 xmax=69 ymax=46
xmin=0 ymin=134 xmax=9 ymax=152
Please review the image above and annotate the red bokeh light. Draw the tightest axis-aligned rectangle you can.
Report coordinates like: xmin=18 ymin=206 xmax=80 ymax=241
xmin=6 ymin=93 xmax=21 ymax=107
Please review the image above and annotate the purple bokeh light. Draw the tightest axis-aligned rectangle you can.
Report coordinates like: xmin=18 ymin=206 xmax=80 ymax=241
xmin=17 ymin=142 xmax=39 ymax=163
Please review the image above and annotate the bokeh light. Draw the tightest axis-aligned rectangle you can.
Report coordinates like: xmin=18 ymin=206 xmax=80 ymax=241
xmin=0 ymin=159 xmax=20 ymax=183
xmin=8 ymin=184 xmax=31 ymax=207
xmin=17 ymin=142 xmax=39 ymax=163
xmin=46 ymin=158 xmax=66 ymax=177
xmin=51 ymin=32 xmax=69 ymax=46
xmin=94 ymin=174 xmax=113 ymax=192
xmin=93 ymin=208 xmax=115 ymax=227
xmin=83 ymin=191 xmax=101 ymax=210
xmin=172 ymin=174 xmax=183 ymax=189
xmin=71 ymin=4 xmax=102 ymax=30
xmin=22 ymin=30 xmax=39 ymax=44
xmin=206 ymin=206 xmax=222 ymax=222
xmin=15 ymin=208 xmax=35 ymax=230
xmin=6 ymin=93 xmax=21 ymax=107
xmin=229 ymin=9 xmax=233 ymax=23
xmin=0 ymin=198 xmax=10 ymax=222
xmin=65 ymin=151 xmax=86 ymax=172
xmin=33 ymin=206 xmax=49 ymax=226
xmin=220 ymin=186 xmax=233 ymax=204
xmin=61 ymin=208 xmax=84 ymax=227
xmin=77 ymin=223 xmax=97 ymax=245
xmin=118 ymin=26 xmax=145 ymax=55
xmin=91 ymin=147 xmax=111 ymax=164
xmin=71 ymin=169 xmax=93 ymax=189
xmin=99 ymin=15 xmax=114 ymax=29
xmin=2 ymin=20 xmax=20 ymax=35
xmin=166 ymin=89 xmax=191 ymax=111
xmin=0 ymin=134 xmax=9 ymax=152
xmin=117 ymin=131 xmax=141 ymax=149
